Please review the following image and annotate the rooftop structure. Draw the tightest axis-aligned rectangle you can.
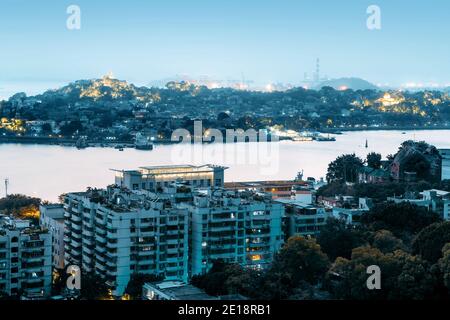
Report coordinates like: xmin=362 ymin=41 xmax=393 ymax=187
xmin=276 ymin=199 xmax=332 ymax=238
xmin=113 ymin=164 xmax=227 ymax=191
xmin=142 ymin=281 xmax=214 ymax=300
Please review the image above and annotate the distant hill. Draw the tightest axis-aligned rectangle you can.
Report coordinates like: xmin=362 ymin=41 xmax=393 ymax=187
xmin=38 ymin=74 xmax=154 ymax=102
xmin=315 ymin=77 xmax=379 ymax=91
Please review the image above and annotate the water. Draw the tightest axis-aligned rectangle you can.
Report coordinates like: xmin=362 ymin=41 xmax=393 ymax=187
xmin=1 ymin=130 xmax=449 ymax=201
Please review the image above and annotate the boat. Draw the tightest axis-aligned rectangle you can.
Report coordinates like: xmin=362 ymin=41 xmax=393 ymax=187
xmin=135 ymin=133 xmax=154 ymax=150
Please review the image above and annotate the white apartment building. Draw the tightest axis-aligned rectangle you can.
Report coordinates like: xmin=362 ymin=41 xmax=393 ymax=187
xmin=0 ymin=215 xmax=52 ymax=298
xmin=112 ymin=164 xmax=227 ymax=191
xmin=188 ymin=189 xmax=284 ymax=276
xmin=39 ymin=204 xmax=65 ymax=269
xmin=63 ymin=186 xmax=189 ymax=297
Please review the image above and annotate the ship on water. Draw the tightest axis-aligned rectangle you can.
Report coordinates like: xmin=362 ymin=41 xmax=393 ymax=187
xmin=135 ymin=132 xmax=154 ymax=150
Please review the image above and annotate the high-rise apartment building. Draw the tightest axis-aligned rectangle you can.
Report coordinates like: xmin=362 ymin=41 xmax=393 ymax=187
xmin=39 ymin=204 xmax=65 ymax=270
xmin=187 ymin=189 xmax=284 ymax=275
xmin=0 ymin=215 xmax=52 ymax=299
xmin=63 ymin=186 xmax=189 ymax=296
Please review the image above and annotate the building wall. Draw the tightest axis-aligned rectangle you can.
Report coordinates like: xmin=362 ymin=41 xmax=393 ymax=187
xmin=39 ymin=204 xmax=65 ymax=270
xmin=63 ymin=190 xmax=189 ymax=297
xmin=0 ymin=219 xmax=52 ymax=298
xmin=189 ymin=194 xmax=284 ymax=276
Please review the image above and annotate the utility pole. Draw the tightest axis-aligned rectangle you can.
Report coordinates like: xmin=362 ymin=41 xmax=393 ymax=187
xmin=4 ymin=178 xmax=9 ymax=197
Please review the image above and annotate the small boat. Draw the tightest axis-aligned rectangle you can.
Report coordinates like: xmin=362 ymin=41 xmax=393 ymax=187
xmin=365 ymin=139 xmax=368 ymax=148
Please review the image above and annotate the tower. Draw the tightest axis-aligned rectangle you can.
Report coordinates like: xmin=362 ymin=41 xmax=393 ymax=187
xmin=314 ymin=58 xmax=320 ymax=82
xmin=4 ymin=178 xmax=8 ymax=197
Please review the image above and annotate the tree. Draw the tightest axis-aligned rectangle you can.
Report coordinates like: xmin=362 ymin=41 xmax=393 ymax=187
xmin=271 ymin=236 xmax=330 ymax=286
xmin=41 ymin=123 xmax=52 ymax=134
xmin=0 ymin=194 xmax=41 ymax=223
xmin=437 ymin=243 xmax=450 ymax=291
xmin=326 ymin=154 xmax=364 ymax=183
xmin=360 ymin=202 xmax=441 ymax=238
xmin=317 ymin=218 xmax=367 ymax=260
xmin=366 ymin=152 xmax=382 ymax=169
xmin=60 ymin=120 xmax=83 ymax=136
xmin=124 ymin=273 xmax=163 ymax=300
xmin=191 ymin=260 xmax=258 ymax=297
xmin=326 ymin=246 xmax=435 ymax=300
xmin=80 ymin=273 xmax=109 ymax=300
xmin=412 ymin=221 xmax=450 ymax=263
xmin=372 ymin=230 xmax=405 ymax=253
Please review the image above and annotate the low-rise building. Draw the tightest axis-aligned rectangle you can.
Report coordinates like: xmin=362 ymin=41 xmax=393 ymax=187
xmin=358 ymin=166 xmax=390 ymax=184
xmin=0 ymin=215 xmax=52 ymax=299
xmin=142 ymin=281 xmax=214 ymax=300
xmin=388 ymin=189 xmax=450 ymax=220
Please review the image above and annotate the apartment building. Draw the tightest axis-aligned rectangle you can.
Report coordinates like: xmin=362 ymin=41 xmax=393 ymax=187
xmin=276 ymin=199 xmax=332 ymax=239
xmin=112 ymin=164 xmax=227 ymax=191
xmin=0 ymin=215 xmax=52 ymax=299
xmin=39 ymin=204 xmax=65 ymax=269
xmin=63 ymin=186 xmax=189 ymax=296
xmin=187 ymin=189 xmax=284 ymax=276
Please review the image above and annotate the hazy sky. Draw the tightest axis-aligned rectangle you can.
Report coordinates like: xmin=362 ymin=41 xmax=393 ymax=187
xmin=0 ymin=0 xmax=449 ymax=86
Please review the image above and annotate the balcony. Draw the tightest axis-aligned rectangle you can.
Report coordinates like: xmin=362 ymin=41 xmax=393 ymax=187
xmin=71 ymin=214 xmax=82 ymax=222
xmin=82 ymin=229 xmax=94 ymax=237
xmin=82 ymin=246 xmax=94 ymax=256
xmin=71 ymin=222 xmax=82 ymax=231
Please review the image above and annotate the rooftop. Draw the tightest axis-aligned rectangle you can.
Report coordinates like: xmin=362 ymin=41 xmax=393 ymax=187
xmin=144 ymin=281 xmax=214 ymax=300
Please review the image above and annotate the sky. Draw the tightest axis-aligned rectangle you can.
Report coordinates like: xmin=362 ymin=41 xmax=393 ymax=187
xmin=0 ymin=0 xmax=449 ymax=89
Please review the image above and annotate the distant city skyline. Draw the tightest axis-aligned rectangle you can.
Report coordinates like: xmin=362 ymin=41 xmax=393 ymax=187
xmin=0 ymin=0 xmax=449 ymax=89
